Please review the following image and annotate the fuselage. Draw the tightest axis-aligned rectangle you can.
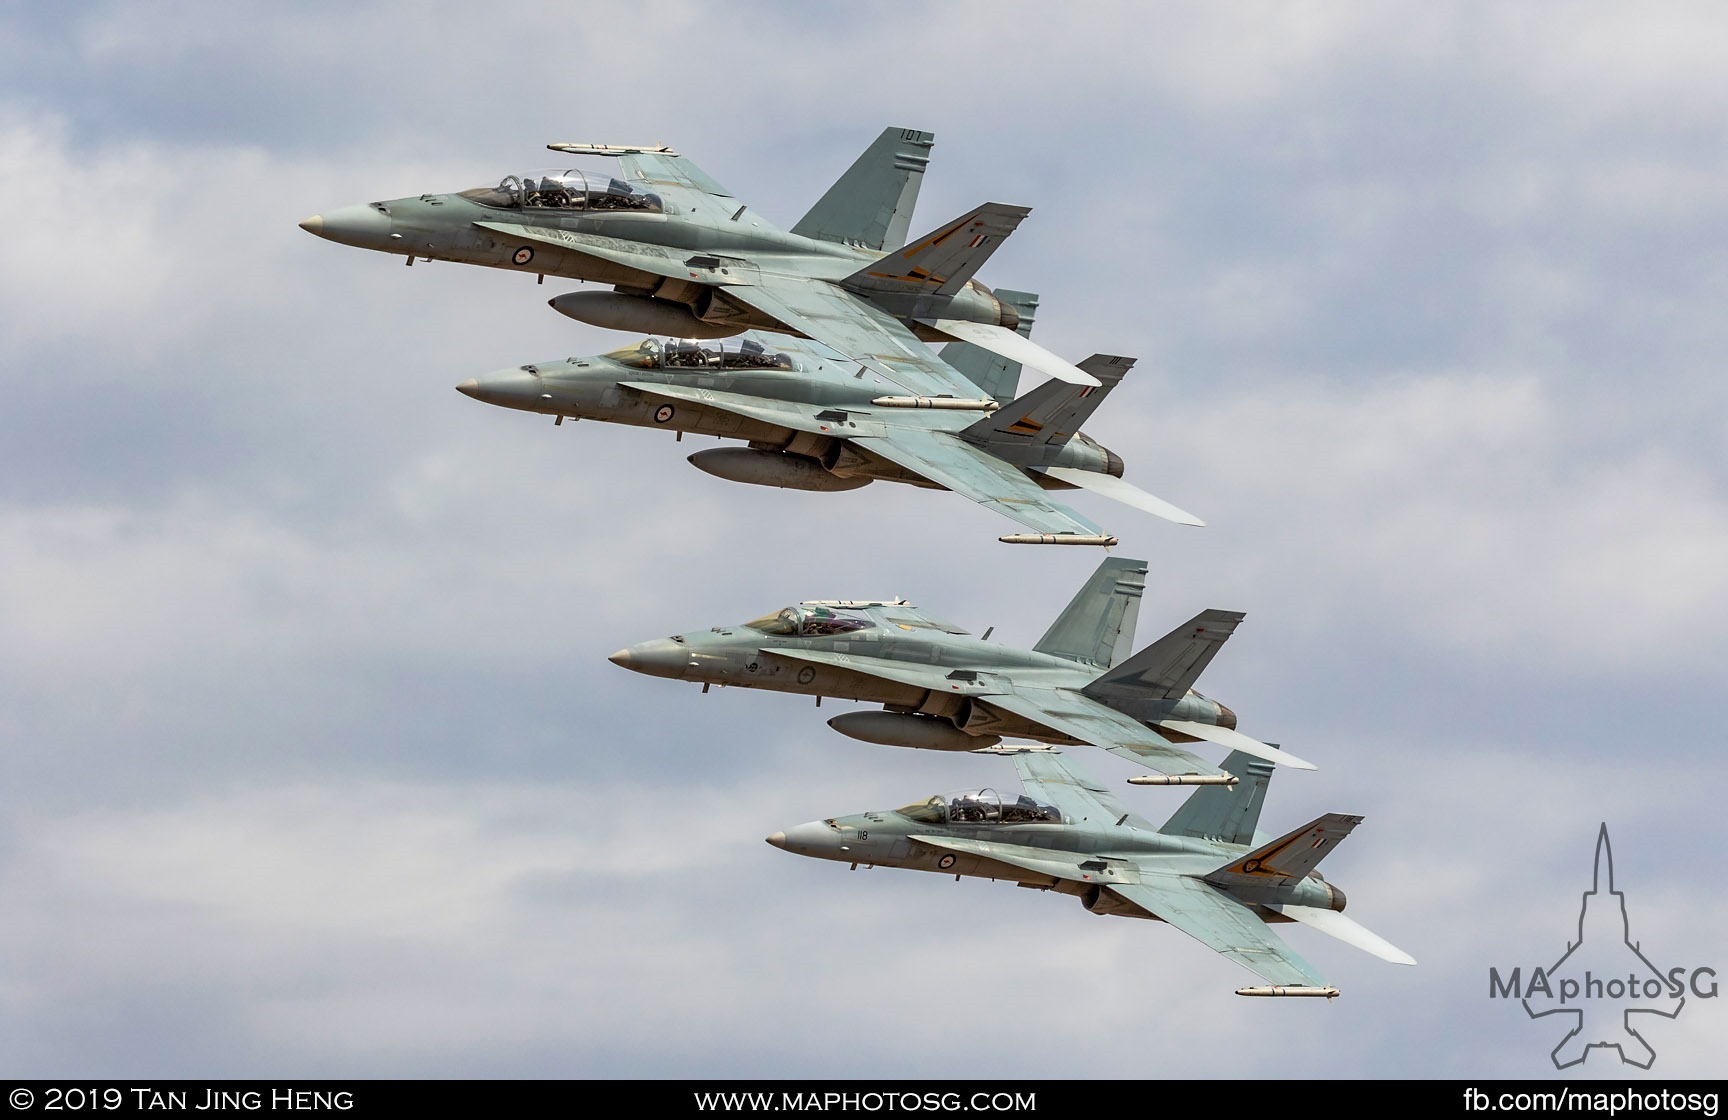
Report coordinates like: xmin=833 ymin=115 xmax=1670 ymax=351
xmin=767 ymin=802 xmax=1342 ymax=920
xmin=455 ymin=341 xmax=1123 ymax=488
xmin=301 ymin=177 xmax=1011 ymax=335
xmin=609 ymin=603 xmax=1236 ymax=747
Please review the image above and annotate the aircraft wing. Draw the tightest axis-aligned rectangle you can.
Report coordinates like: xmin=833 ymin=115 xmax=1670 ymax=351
xmin=473 ymin=220 xmax=701 ymax=285
xmin=1110 ymin=875 xmax=1330 ymax=989
xmin=616 ymin=382 xmax=838 ymax=436
xmin=1009 ymin=749 xmax=1157 ymax=830
xmin=980 ymin=687 xmax=1228 ymax=779
xmin=848 ymin=430 xmax=1111 ymax=539
xmin=905 ymin=834 xmax=1137 ymax=885
xmin=720 ymin=276 xmax=991 ymax=399
xmin=764 ymin=648 xmax=976 ymax=694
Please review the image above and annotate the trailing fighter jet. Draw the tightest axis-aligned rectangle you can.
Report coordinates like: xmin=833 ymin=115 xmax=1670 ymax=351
xmin=768 ymin=746 xmax=1415 ymax=997
xmin=609 ymin=557 xmax=1315 ymax=781
xmin=298 ymin=127 xmax=1108 ymax=397
xmin=455 ymin=302 xmax=1200 ymax=544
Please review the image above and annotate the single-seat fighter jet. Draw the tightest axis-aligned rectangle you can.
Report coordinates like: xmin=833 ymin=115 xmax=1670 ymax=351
xmin=609 ymin=557 xmax=1315 ymax=781
xmin=768 ymin=746 xmax=1415 ymax=996
xmin=299 ymin=127 xmax=1108 ymax=394
xmin=456 ymin=299 xmax=1200 ymax=544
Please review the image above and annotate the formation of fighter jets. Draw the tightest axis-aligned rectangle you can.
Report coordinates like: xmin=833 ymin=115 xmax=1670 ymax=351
xmin=303 ymin=127 xmax=1413 ymax=997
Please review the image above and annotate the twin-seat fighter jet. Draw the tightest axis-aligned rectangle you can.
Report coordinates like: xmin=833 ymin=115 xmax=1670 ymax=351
xmin=769 ymin=746 xmax=1414 ymax=996
xmin=609 ymin=557 xmax=1314 ymax=781
xmin=456 ymin=300 xmax=1200 ymax=544
xmin=300 ymin=127 xmax=1099 ymax=390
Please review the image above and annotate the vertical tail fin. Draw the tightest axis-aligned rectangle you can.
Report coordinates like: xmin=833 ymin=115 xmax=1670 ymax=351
xmin=1082 ymin=609 xmax=1244 ymax=700
xmin=792 ymin=127 xmax=934 ymax=252
xmin=939 ymin=289 xmax=1038 ymax=402
xmin=1159 ymin=751 xmax=1274 ymax=846
xmin=1032 ymin=557 xmax=1148 ymax=669
xmin=961 ymin=355 xmax=1132 ymax=464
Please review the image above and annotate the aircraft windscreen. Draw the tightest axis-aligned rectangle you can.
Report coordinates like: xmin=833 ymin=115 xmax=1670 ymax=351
xmin=944 ymin=789 xmax=1062 ymax=825
xmin=459 ymin=170 xmax=663 ymax=212
xmin=663 ymin=337 xmax=797 ymax=372
xmin=744 ymin=606 xmax=872 ymax=637
xmin=602 ymin=339 xmax=662 ymax=369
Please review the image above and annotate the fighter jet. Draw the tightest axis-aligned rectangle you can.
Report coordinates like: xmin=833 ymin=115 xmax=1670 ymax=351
xmin=455 ymin=304 xmax=1200 ymax=544
xmin=298 ymin=127 xmax=1106 ymax=395
xmin=609 ymin=557 xmax=1315 ymax=781
xmin=768 ymin=746 xmax=1415 ymax=996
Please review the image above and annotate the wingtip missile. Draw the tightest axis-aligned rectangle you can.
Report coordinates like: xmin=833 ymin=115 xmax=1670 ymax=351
xmin=1235 ymin=986 xmax=1340 ymax=999
xmin=1127 ymin=774 xmax=1239 ymax=786
xmin=999 ymin=533 xmax=1119 ymax=547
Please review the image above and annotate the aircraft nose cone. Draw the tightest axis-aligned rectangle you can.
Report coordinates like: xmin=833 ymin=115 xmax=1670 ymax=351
xmin=608 ymin=639 xmax=687 ymax=679
xmin=456 ymin=369 xmax=543 ymax=410
xmin=300 ymin=203 xmax=392 ymax=249
xmin=765 ymin=831 xmax=787 ymax=849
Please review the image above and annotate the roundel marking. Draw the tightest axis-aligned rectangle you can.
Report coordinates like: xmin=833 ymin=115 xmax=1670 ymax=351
xmin=512 ymin=246 xmax=535 ymax=266
xmin=653 ymin=404 xmax=676 ymax=424
xmin=796 ymin=666 xmax=816 ymax=685
xmin=937 ymin=854 xmax=957 ymax=870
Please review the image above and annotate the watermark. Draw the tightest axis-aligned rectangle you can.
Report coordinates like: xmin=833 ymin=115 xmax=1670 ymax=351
xmin=1487 ymin=824 xmax=1717 ymax=1069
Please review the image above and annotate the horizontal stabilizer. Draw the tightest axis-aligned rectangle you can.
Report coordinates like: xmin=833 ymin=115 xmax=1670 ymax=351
xmin=920 ymin=319 xmax=1099 ymax=386
xmin=1083 ymin=609 xmax=1244 ymax=701
xmin=1042 ymin=468 xmax=1205 ymax=527
xmin=961 ymin=355 xmax=1127 ymax=458
xmin=1157 ymin=721 xmax=1317 ymax=771
xmin=1207 ymin=813 xmax=1363 ymax=885
xmin=1271 ymin=905 xmax=1417 ymax=966
xmin=845 ymin=203 xmax=1030 ymax=299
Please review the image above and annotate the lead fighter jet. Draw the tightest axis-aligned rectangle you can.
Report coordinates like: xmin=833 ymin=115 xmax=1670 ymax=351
xmin=300 ymin=127 xmax=1104 ymax=390
xmin=457 ymin=305 xmax=1200 ymax=544
xmin=769 ymin=746 xmax=1415 ymax=996
xmin=610 ymin=557 xmax=1316 ymax=781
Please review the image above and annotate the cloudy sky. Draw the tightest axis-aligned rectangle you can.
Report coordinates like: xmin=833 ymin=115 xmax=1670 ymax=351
xmin=3 ymin=0 xmax=1725 ymax=1079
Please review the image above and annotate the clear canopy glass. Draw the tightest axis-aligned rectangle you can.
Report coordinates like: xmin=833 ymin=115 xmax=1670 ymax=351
xmin=600 ymin=337 xmax=797 ymax=373
xmin=895 ymin=789 xmax=1062 ymax=826
xmin=459 ymin=168 xmax=663 ymax=212
xmin=744 ymin=605 xmax=873 ymax=637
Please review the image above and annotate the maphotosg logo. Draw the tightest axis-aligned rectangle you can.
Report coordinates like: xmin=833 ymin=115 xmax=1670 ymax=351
xmin=1488 ymin=824 xmax=1717 ymax=1069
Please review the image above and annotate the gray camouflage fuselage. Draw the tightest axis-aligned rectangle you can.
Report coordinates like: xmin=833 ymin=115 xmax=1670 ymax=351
xmin=300 ymin=187 xmax=1008 ymax=337
xmin=610 ymin=601 xmax=1234 ymax=749
xmin=769 ymin=797 xmax=1340 ymax=918
xmin=457 ymin=346 xmax=1120 ymax=487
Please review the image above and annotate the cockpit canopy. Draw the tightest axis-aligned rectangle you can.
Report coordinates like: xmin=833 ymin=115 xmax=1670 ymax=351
xmin=460 ymin=168 xmax=663 ymax=213
xmin=602 ymin=337 xmax=798 ymax=373
xmin=744 ymin=605 xmax=873 ymax=637
xmin=896 ymin=789 xmax=1063 ymax=826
